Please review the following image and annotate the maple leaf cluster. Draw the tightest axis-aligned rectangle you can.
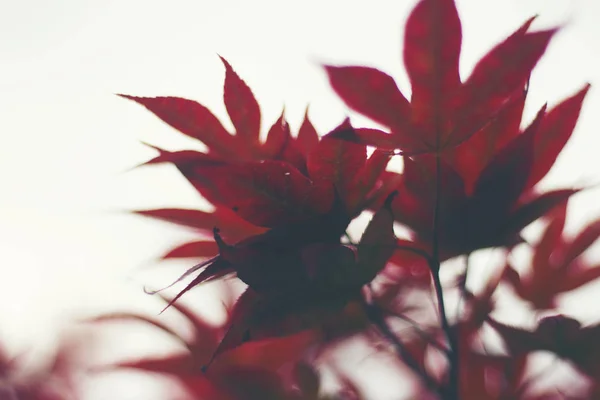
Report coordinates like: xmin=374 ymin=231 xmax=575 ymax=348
xmin=47 ymin=0 xmax=597 ymax=399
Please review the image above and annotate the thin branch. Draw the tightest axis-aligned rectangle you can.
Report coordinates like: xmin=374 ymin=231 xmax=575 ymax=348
xmin=455 ymin=253 xmax=471 ymax=319
xmin=364 ymin=302 xmax=440 ymax=394
xmin=429 ymin=153 xmax=459 ymax=399
xmin=393 ymin=313 xmax=448 ymax=353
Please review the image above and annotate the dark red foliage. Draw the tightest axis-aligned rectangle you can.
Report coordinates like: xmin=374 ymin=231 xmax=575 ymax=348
xmin=120 ymin=58 xmax=315 ymax=166
xmin=187 ymin=160 xmax=334 ymax=228
xmin=504 ymin=203 xmax=600 ymax=309
xmin=325 ymin=1 xmax=555 ymax=155
xmin=126 ymin=64 xmax=388 ymax=260
xmin=0 ymin=0 xmax=597 ymax=398
xmin=388 ymin=84 xmax=587 ymax=259
xmin=95 ymin=0 xmax=599 ymax=398
xmin=490 ymin=315 xmax=600 ymax=382
xmin=150 ymin=193 xmax=396 ymax=366
xmin=123 ymin=63 xmax=397 ymax=363
xmin=91 ymin=292 xmax=367 ymax=400
xmin=325 ymin=0 xmax=590 ymax=262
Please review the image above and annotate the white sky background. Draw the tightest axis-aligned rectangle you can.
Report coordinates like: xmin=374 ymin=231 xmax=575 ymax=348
xmin=0 ymin=0 xmax=599 ymax=398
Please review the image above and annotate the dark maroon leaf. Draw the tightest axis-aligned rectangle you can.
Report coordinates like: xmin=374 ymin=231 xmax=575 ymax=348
xmin=210 ymin=365 xmax=288 ymax=399
xmin=473 ymin=105 xmax=546 ymax=212
xmin=487 ymin=318 xmax=541 ymax=354
xmin=505 ymin=189 xmax=579 ymax=236
xmin=357 ymin=192 xmax=398 ymax=283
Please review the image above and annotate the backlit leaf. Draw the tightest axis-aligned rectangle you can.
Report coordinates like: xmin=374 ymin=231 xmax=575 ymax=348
xmin=220 ymin=56 xmax=261 ymax=142
xmin=185 ymin=161 xmax=334 ymax=228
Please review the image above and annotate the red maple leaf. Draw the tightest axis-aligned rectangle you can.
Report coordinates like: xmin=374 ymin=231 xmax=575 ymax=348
xmin=112 ymin=0 xmax=598 ymax=396
xmin=388 ymin=83 xmax=588 ymax=260
xmin=122 ymin=74 xmax=398 ymax=361
xmin=324 ymin=0 xmax=589 ymax=260
xmin=325 ymin=0 xmax=556 ymax=155
xmin=139 ymin=122 xmax=389 ymax=291
xmin=145 ymin=191 xmax=397 ymax=366
xmin=124 ymin=60 xmax=390 ymax=260
xmin=451 ymin=265 xmax=530 ymax=400
xmin=503 ymin=202 xmax=600 ymax=309
xmin=489 ymin=315 xmax=600 ymax=382
xmin=121 ymin=57 xmax=317 ymax=260
xmin=121 ymin=56 xmax=316 ymax=163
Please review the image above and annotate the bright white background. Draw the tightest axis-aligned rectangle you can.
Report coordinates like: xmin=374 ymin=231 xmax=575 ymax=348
xmin=0 ymin=0 xmax=599 ymax=398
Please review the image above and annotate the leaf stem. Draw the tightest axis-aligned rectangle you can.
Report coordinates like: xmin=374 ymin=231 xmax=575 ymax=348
xmin=393 ymin=313 xmax=448 ymax=353
xmin=455 ymin=253 xmax=471 ymax=318
xmin=430 ymin=153 xmax=459 ymax=399
xmin=364 ymin=302 xmax=440 ymax=394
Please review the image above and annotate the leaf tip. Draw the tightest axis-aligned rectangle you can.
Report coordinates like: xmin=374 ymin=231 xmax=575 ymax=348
xmin=322 ymin=64 xmax=341 ymax=80
xmin=581 ymin=82 xmax=592 ymax=96
xmin=139 ymin=141 xmax=162 ymax=152
xmin=328 ymin=124 xmax=356 ymax=142
xmin=520 ymin=15 xmax=538 ymax=33
xmin=116 ymin=93 xmax=138 ymax=101
xmin=218 ymin=54 xmax=233 ymax=71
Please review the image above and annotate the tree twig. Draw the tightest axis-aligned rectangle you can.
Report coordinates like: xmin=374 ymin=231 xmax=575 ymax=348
xmin=393 ymin=313 xmax=448 ymax=353
xmin=364 ymin=302 xmax=440 ymax=394
xmin=455 ymin=253 xmax=471 ymax=319
xmin=430 ymin=154 xmax=459 ymax=399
